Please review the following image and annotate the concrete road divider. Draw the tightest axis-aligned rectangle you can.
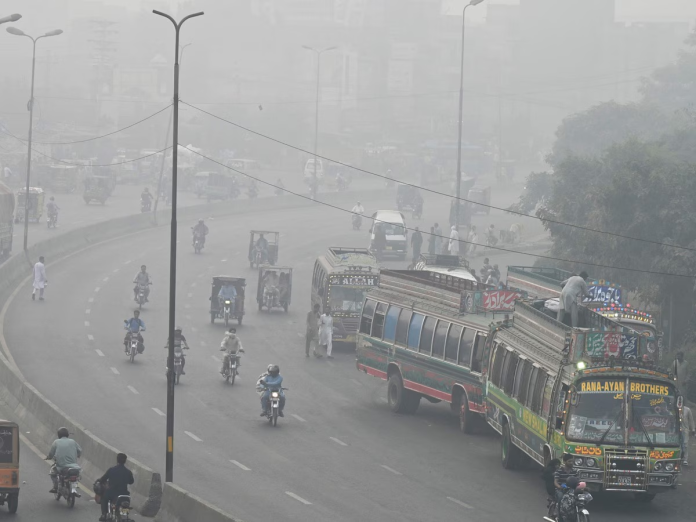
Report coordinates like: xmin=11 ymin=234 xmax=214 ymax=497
xmin=155 ymin=483 xmax=241 ymax=522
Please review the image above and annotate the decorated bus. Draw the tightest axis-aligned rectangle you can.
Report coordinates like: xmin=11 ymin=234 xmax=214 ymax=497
xmin=482 ymin=300 xmax=682 ymax=500
xmin=311 ymin=247 xmax=379 ymax=347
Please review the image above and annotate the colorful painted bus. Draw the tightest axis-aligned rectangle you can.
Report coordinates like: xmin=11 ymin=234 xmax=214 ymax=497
xmin=356 ymin=269 xmax=512 ymax=430
xmin=311 ymin=247 xmax=379 ymax=347
xmin=482 ymin=301 xmax=682 ymax=500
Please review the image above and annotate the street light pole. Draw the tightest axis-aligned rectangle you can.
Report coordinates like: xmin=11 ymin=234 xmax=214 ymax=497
xmin=6 ymin=26 xmax=63 ymax=251
xmin=153 ymin=9 xmax=204 ymax=484
xmin=302 ymin=45 xmax=337 ymax=200
xmin=454 ymin=0 xmax=484 ymax=228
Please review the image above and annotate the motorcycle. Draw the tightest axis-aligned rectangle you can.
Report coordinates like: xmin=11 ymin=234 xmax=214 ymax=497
xmin=222 ymin=298 xmax=233 ymax=327
xmin=250 ymin=247 xmax=265 ymax=268
xmin=107 ymin=494 xmax=133 ymax=521
xmin=123 ymin=325 xmax=143 ymax=363
xmin=192 ymin=232 xmax=205 ymax=254
xmin=47 ymin=212 xmax=58 ymax=229
xmin=262 ymin=387 xmax=288 ymax=427
xmin=53 ymin=466 xmax=81 ymax=508
xmin=544 ymin=483 xmax=593 ymax=522
xmin=221 ymin=353 xmax=238 ymax=385
xmin=173 ymin=347 xmax=186 ymax=384
xmin=141 ymin=199 xmax=152 ymax=213
xmin=352 ymin=214 xmax=362 ymax=231
xmin=135 ymin=282 xmax=150 ymax=309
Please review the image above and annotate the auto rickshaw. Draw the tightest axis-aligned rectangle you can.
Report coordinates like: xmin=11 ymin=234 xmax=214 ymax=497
xmin=467 ymin=185 xmax=491 ymax=215
xmin=0 ymin=420 xmax=19 ymax=513
xmin=257 ymin=266 xmax=292 ymax=312
xmin=396 ymin=183 xmax=423 ymax=218
xmin=83 ymin=175 xmax=112 ymax=204
xmin=249 ymin=230 xmax=279 ymax=268
xmin=14 ymin=187 xmax=44 ymax=223
xmin=204 ymin=172 xmax=239 ymax=201
xmin=210 ymin=276 xmax=246 ymax=326
xmin=49 ymin=165 xmax=80 ymax=193
xmin=193 ymin=172 xmax=210 ymax=198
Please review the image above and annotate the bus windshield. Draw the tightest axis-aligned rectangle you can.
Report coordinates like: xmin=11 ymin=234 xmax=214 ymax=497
xmin=329 ymin=286 xmax=369 ymax=313
xmin=566 ymin=378 xmax=679 ymax=447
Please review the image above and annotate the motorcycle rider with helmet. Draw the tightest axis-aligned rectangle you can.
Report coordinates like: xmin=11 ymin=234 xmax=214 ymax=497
xmin=132 ymin=264 xmax=151 ymax=302
xmin=46 ymin=196 xmax=59 ymax=225
xmin=45 ymin=427 xmax=82 ymax=493
xmin=257 ymin=364 xmax=285 ymax=417
xmin=219 ymin=327 xmax=244 ymax=375
xmin=123 ymin=310 xmax=146 ymax=353
xmin=192 ymin=219 xmax=209 ymax=248
xmin=165 ymin=326 xmax=189 ymax=374
xmin=140 ymin=187 xmax=153 ymax=210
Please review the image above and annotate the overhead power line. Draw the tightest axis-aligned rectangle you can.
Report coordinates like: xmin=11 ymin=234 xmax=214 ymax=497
xmin=181 ymin=101 xmax=696 ymax=254
xmin=183 ymin=145 xmax=694 ymax=279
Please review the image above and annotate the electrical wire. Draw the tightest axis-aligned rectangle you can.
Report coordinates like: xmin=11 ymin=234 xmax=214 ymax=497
xmin=182 ymin=145 xmax=694 ymax=279
xmin=1 ymin=104 xmax=172 ymax=145
xmin=32 ymin=146 xmax=172 ymax=167
xmin=181 ymin=101 xmax=696 ymax=254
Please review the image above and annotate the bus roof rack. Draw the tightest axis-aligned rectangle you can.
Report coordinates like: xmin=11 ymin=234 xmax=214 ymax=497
xmin=416 ymin=253 xmax=470 ymax=269
xmin=326 ymin=247 xmax=378 ymax=270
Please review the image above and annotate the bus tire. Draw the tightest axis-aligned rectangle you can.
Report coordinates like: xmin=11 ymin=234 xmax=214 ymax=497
xmin=501 ymin=423 xmax=520 ymax=470
xmin=388 ymin=373 xmax=417 ymax=414
xmin=403 ymin=392 xmax=420 ymax=414
xmin=459 ymin=396 xmax=474 ymax=434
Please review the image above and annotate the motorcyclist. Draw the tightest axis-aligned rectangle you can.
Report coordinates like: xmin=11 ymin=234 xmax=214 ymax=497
xmin=351 ymin=201 xmax=364 ymax=215
xmin=258 ymin=364 xmax=285 ymax=417
xmin=132 ymin=264 xmax=151 ymax=302
xmin=254 ymin=233 xmax=269 ymax=263
xmin=192 ymin=219 xmax=209 ymax=247
xmin=46 ymin=196 xmax=59 ymax=224
xmin=45 ymin=427 xmax=82 ymax=494
xmin=165 ymin=326 xmax=189 ymax=374
xmin=553 ymin=454 xmax=578 ymax=516
xmin=140 ymin=187 xmax=153 ymax=209
xmin=219 ymin=327 xmax=244 ymax=375
xmin=97 ymin=453 xmax=134 ymax=522
xmin=263 ymin=270 xmax=280 ymax=305
xmin=123 ymin=310 xmax=146 ymax=353
xmin=218 ymin=282 xmax=237 ymax=314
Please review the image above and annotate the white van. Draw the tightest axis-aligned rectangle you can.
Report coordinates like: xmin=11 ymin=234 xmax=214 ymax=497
xmin=368 ymin=210 xmax=408 ymax=259
xmin=304 ymin=158 xmax=324 ymax=180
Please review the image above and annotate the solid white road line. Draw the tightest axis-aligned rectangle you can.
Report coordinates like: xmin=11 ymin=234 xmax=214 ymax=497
xmin=229 ymin=460 xmax=250 ymax=471
xmin=87 ymin=334 xmax=94 ymax=341
xmin=127 ymin=385 xmax=139 ymax=395
xmin=84 ymin=321 xmax=90 ymax=327
xmin=110 ymin=367 xmax=120 ymax=375
xmin=152 ymin=408 xmax=166 ymax=417
xmin=330 ymin=437 xmax=348 ymax=447
xmin=291 ymin=414 xmax=306 ymax=422
xmin=446 ymin=497 xmax=473 ymax=510
xmin=380 ymin=465 xmax=402 ymax=475
xmin=285 ymin=492 xmax=312 ymax=505
xmin=95 ymin=349 xmax=104 ymax=357
xmin=184 ymin=431 xmax=202 ymax=442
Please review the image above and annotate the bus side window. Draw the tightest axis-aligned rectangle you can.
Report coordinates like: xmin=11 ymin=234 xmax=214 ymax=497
xmin=432 ymin=320 xmax=449 ymax=360
xmin=524 ymin=367 xmax=539 ymax=410
xmin=512 ymin=358 xmax=528 ymax=400
xmin=490 ymin=343 xmax=506 ymax=387
xmin=407 ymin=313 xmax=425 ymax=351
xmin=419 ymin=316 xmax=436 ymax=355
xmin=360 ymin=299 xmax=377 ymax=335
xmin=471 ymin=333 xmax=486 ymax=373
xmin=458 ymin=328 xmax=475 ymax=368
xmin=532 ymin=373 xmax=548 ymax=416
xmin=372 ymin=303 xmax=387 ymax=338
xmin=445 ymin=324 xmax=462 ymax=363
xmin=515 ymin=360 xmax=533 ymax=404
xmin=384 ymin=306 xmax=401 ymax=342
xmin=555 ymin=385 xmax=569 ymax=430
xmin=542 ymin=378 xmax=554 ymax=420
xmin=502 ymin=352 xmax=519 ymax=395
xmin=395 ymin=310 xmax=413 ymax=346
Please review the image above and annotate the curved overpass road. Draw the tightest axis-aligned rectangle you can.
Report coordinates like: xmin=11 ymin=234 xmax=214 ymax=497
xmin=6 ymin=193 xmax=691 ymax=522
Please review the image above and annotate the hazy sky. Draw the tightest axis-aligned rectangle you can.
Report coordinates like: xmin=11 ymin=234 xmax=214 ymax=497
xmin=103 ymin=0 xmax=696 ymax=23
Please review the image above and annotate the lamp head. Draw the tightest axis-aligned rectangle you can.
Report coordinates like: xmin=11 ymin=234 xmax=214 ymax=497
xmin=6 ymin=26 xmax=25 ymax=36
xmin=44 ymin=29 xmax=63 ymax=37
xmin=470 ymin=0 xmax=485 ymax=5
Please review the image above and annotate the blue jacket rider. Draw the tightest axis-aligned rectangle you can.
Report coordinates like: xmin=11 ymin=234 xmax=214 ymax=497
xmin=218 ymin=283 xmax=237 ymax=312
xmin=124 ymin=310 xmax=146 ymax=351
xmin=259 ymin=364 xmax=285 ymax=417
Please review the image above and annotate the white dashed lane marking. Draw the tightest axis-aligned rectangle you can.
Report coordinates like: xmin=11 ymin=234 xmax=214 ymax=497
xmin=380 ymin=465 xmax=402 ymax=475
xmin=330 ymin=437 xmax=348 ymax=447
xmin=296 ymin=332 xmax=303 ymax=338
xmin=110 ymin=367 xmax=120 ymax=375
xmin=94 ymin=287 xmax=100 ymax=293
xmin=85 ymin=309 xmax=91 ymax=314
xmin=87 ymin=334 xmax=94 ymax=341
xmin=88 ymin=298 xmax=94 ymax=303
xmin=113 ymin=268 xmax=120 ymax=273
xmin=291 ymin=414 xmax=306 ymax=422
xmin=84 ymin=321 xmax=90 ymax=327
xmin=124 ymin=260 xmax=132 ymax=265
xmin=127 ymin=385 xmax=139 ymax=395
xmin=350 ymin=379 xmax=362 ymax=386
xmin=95 ymin=349 xmax=104 ymax=356
xmin=211 ymin=355 xmax=220 ymax=363
xmin=152 ymin=408 xmax=166 ymax=417
xmin=187 ymin=293 xmax=193 ymax=298
xmin=103 ymin=277 xmax=109 ymax=282
xmin=229 ymin=460 xmax=250 ymax=471
xmin=184 ymin=431 xmax=202 ymax=442
xmin=447 ymin=497 xmax=473 ymax=510
xmin=285 ymin=492 xmax=311 ymax=505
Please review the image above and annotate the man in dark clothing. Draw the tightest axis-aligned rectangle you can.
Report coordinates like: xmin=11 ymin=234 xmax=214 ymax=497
xmin=411 ymin=227 xmax=423 ymax=263
xmin=553 ymin=454 xmax=578 ymax=514
xmin=98 ymin=453 xmax=134 ymax=521
xmin=372 ymin=224 xmax=387 ymax=260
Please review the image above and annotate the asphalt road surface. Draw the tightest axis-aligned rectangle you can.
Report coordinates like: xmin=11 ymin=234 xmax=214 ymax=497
xmin=8 ymin=182 xmax=690 ymax=522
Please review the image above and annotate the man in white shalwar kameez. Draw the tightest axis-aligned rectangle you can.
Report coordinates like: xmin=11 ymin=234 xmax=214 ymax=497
xmin=448 ymin=226 xmax=460 ymax=256
xmin=319 ymin=306 xmax=334 ymax=359
xmin=683 ymin=405 xmax=695 ymax=465
xmin=32 ymin=256 xmax=47 ymax=301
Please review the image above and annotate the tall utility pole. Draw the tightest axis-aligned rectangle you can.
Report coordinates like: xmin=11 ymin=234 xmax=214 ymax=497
xmin=302 ymin=45 xmax=337 ymax=200
xmin=454 ymin=0 xmax=484 ymax=227
xmin=153 ymin=9 xmax=204 ymax=484
xmin=6 ymin=26 xmax=63 ymax=251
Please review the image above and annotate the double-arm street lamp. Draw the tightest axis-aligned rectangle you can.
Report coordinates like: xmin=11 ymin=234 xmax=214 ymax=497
xmin=454 ymin=0 xmax=485 ymax=227
xmin=0 ymin=14 xmax=21 ymax=25
xmin=6 ymin=25 xmax=63 ymax=250
xmin=302 ymin=45 xmax=337 ymax=199
xmin=153 ymin=8 xmax=204 ymax=484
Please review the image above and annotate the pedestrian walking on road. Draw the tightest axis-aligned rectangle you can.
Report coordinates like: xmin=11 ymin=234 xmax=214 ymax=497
xmin=319 ymin=307 xmax=334 ymax=359
xmin=411 ymin=226 xmax=423 ymax=263
xmin=468 ymin=226 xmax=478 ymax=255
xmin=674 ymin=351 xmax=690 ymax=398
xmin=306 ymin=303 xmax=321 ymax=358
xmin=428 ymin=226 xmax=436 ymax=255
xmin=433 ymin=222 xmax=443 ymax=254
xmin=32 ymin=256 xmax=47 ymax=301
xmin=448 ymin=226 xmax=460 ymax=256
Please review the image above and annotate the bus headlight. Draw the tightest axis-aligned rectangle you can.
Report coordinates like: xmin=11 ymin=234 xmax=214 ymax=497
xmin=585 ymin=458 xmax=596 ymax=468
xmin=664 ymin=463 xmax=675 ymax=472
xmin=574 ymin=458 xmax=584 ymax=467
xmin=653 ymin=462 xmax=663 ymax=471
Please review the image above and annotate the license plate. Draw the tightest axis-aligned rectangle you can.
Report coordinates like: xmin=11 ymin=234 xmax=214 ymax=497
xmin=617 ymin=476 xmax=632 ymax=485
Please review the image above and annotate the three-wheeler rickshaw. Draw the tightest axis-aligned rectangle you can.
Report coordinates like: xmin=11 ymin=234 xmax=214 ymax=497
xmin=257 ymin=266 xmax=293 ymax=313
xmin=83 ymin=175 xmax=112 ymax=204
xmin=14 ymin=187 xmax=44 ymax=223
xmin=210 ymin=276 xmax=246 ymax=326
xmin=0 ymin=420 xmax=19 ymax=513
xmin=248 ymin=230 xmax=279 ymax=268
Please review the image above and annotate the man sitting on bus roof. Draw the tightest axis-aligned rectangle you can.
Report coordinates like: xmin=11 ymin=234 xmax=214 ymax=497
xmin=558 ymin=271 xmax=590 ymax=328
